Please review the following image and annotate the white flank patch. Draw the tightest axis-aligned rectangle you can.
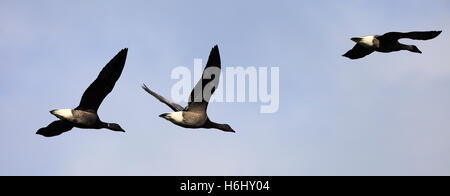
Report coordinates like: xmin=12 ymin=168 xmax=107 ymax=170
xmin=51 ymin=109 xmax=74 ymax=120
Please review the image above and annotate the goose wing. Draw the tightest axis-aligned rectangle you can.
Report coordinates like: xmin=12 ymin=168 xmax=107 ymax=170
xmin=343 ymin=44 xmax=374 ymax=59
xmin=379 ymin=31 xmax=442 ymax=41
xmin=76 ymin=48 xmax=128 ymax=111
xmin=36 ymin=120 xmax=73 ymax=137
xmin=141 ymin=84 xmax=184 ymax=112
xmin=185 ymin=45 xmax=221 ymax=112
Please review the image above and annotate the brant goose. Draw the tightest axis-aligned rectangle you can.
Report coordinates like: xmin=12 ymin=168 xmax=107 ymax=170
xmin=36 ymin=48 xmax=128 ymax=137
xmin=142 ymin=45 xmax=235 ymax=133
xmin=343 ymin=31 xmax=442 ymax=59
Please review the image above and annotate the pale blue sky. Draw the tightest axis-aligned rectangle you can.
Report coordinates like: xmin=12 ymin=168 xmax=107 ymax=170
xmin=1 ymin=0 xmax=450 ymax=175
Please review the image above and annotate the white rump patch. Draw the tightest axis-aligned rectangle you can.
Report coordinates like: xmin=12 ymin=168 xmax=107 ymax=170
xmin=167 ymin=112 xmax=184 ymax=123
xmin=51 ymin=109 xmax=74 ymax=120
xmin=359 ymin=36 xmax=375 ymax=47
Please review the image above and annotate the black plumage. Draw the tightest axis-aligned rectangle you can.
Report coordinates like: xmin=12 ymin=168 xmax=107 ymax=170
xmin=37 ymin=48 xmax=128 ymax=137
xmin=343 ymin=31 xmax=442 ymax=59
xmin=142 ymin=45 xmax=234 ymax=133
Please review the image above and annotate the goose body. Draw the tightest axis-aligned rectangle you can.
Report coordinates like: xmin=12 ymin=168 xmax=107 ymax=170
xmin=343 ymin=31 xmax=442 ymax=59
xmin=159 ymin=111 xmax=207 ymax=128
xmin=36 ymin=48 xmax=128 ymax=137
xmin=142 ymin=45 xmax=235 ymax=133
xmin=50 ymin=109 xmax=98 ymax=127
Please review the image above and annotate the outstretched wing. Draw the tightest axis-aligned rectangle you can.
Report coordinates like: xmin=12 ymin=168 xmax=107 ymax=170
xmin=36 ymin=120 xmax=74 ymax=137
xmin=141 ymin=84 xmax=184 ymax=112
xmin=343 ymin=44 xmax=374 ymax=59
xmin=76 ymin=48 xmax=128 ymax=111
xmin=185 ymin=45 xmax=221 ymax=112
xmin=379 ymin=31 xmax=442 ymax=41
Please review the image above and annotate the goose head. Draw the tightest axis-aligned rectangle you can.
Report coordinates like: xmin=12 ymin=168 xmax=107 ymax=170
xmin=107 ymin=123 xmax=125 ymax=132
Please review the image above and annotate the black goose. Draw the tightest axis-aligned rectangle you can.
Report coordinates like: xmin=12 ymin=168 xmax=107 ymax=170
xmin=343 ymin=31 xmax=442 ymax=59
xmin=36 ymin=48 xmax=128 ymax=137
xmin=142 ymin=45 xmax=235 ymax=133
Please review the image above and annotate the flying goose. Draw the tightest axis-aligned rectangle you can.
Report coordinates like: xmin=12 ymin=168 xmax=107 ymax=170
xmin=36 ymin=48 xmax=128 ymax=137
xmin=343 ymin=31 xmax=442 ymax=59
xmin=142 ymin=45 xmax=235 ymax=133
